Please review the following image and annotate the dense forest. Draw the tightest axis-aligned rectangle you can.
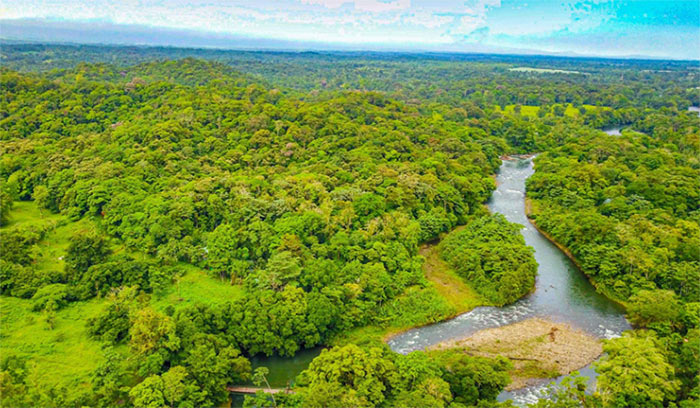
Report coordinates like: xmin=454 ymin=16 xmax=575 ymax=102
xmin=0 ymin=43 xmax=698 ymax=408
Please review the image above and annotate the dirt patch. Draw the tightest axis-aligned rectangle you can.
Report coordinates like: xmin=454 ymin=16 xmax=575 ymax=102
xmin=430 ymin=317 xmax=602 ymax=390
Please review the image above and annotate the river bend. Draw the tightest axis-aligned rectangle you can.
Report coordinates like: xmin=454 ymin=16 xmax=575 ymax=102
xmin=387 ymin=157 xmax=631 ymax=405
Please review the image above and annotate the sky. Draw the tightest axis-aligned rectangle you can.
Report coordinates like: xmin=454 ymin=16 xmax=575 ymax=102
xmin=1 ymin=0 xmax=699 ymax=59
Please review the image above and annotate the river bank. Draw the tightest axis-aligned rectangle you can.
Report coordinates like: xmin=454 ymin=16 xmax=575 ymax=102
xmin=430 ymin=317 xmax=602 ymax=390
xmin=417 ymin=241 xmax=488 ymax=318
xmin=378 ymin=239 xmax=488 ymax=343
xmin=388 ymin=157 xmax=630 ymax=405
xmin=524 ymin=197 xmax=628 ymax=310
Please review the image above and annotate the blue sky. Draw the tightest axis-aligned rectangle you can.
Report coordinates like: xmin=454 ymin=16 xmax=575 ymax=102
xmin=2 ymin=0 xmax=699 ymax=59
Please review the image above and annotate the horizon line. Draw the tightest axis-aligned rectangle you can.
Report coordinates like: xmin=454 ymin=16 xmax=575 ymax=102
xmin=3 ymin=37 xmax=699 ymax=64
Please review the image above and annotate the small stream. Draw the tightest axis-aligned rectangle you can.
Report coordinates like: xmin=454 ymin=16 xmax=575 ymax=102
xmin=387 ymin=157 xmax=631 ymax=405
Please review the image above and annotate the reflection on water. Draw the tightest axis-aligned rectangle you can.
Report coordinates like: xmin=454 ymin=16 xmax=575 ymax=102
xmin=247 ymin=347 xmax=323 ymax=388
xmin=230 ymin=347 xmax=322 ymax=408
xmin=388 ymin=158 xmax=630 ymax=405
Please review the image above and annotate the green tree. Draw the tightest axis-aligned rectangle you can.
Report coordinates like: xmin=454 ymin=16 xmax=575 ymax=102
xmin=32 ymin=185 xmax=49 ymax=216
xmin=0 ymin=188 xmax=13 ymax=226
xmin=627 ymin=289 xmax=681 ymax=328
xmin=596 ymin=334 xmax=680 ymax=407
xmin=529 ymin=374 xmax=602 ymax=408
xmin=432 ymin=350 xmax=512 ymax=406
xmin=129 ymin=375 xmax=165 ymax=408
xmin=208 ymin=223 xmax=248 ymax=282
xmin=162 ymin=366 xmax=189 ymax=408
xmin=253 ymin=367 xmax=277 ymax=407
xmin=64 ymin=231 xmax=111 ymax=279
xmin=297 ymin=345 xmax=394 ymax=407
xmin=129 ymin=307 xmax=180 ymax=355
xmin=261 ymin=251 xmax=301 ymax=291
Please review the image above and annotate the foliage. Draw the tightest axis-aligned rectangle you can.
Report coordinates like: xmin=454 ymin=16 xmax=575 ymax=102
xmin=439 ymin=214 xmax=537 ymax=305
xmin=430 ymin=349 xmax=512 ymax=406
xmin=296 ymin=344 xmax=510 ymax=408
xmin=627 ymin=289 xmax=681 ymax=328
xmin=1 ymin=44 xmax=698 ymax=407
xmin=64 ymin=232 xmax=111 ymax=279
xmin=595 ymin=334 xmax=680 ymax=407
xmin=528 ymin=374 xmax=602 ymax=408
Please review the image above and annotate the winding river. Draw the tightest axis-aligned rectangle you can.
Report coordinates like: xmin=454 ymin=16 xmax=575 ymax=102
xmin=387 ymin=157 xmax=631 ymax=405
xmin=233 ymin=157 xmax=630 ymax=407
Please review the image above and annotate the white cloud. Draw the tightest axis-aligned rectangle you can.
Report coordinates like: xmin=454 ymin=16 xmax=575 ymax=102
xmin=402 ymin=12 xmax=452 ymax=29
xmin=300 ymin=0 xmax=410 ymax=13
xmin=2 ymin=0 xmax=501 ymax=45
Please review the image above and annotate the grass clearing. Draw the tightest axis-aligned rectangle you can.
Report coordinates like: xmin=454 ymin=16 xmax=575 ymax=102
xmin=419 ymin=243 xmax=486 ymax=316
xmin=152 ymin=264 xmax=244 ymax=311
xmin=495 ymin=103 xmax=607 ymax=118
xmin=4 ymin=200 xmax=63 ymax=228
xmin=34 ymin=217 xmax=96 ymax=276
xmin=4 ymin=201 xmax=98 ymax=276
xmin=494 ymin=104 xmax=540 ymax=117
xmin=0 ymin=296 xmax=107 ymax=391
xmin=1 ymin=200 xmax=244 ymax=394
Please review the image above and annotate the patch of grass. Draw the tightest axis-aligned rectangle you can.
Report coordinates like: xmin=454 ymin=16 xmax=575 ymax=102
xmin=378 ymin=285 xmax=455 ymax=328
xmin=420 ymin=243 xmax=487 ymax=315
xmin=330 ymin=325 xmax=391 ymax=348
xmin=512 ymin=360 xmax=561 ymax=380
xmin=4 ymin=201 xmax=243 ymax=311
xmin=152 ymin=263 xmax=243 ymax=311
xmin=494 ymin=104 xmax=540 ymax=117
xmin=2 ymin=201 xmax=98 ymax=277
xmin=495 ymin=103 xmax=609 ymax=118
xmin=3 ymin=200 xmax=63 ymax=228
xmin=0 ymin=296 xmax=107 ymax=391
xmin=33 ymin=217 xmax=96 ymax=276
xmin=1 ymin=201 xmax=244 ymax=395
xmin=564 ymin=104 xmax=581 ymax=117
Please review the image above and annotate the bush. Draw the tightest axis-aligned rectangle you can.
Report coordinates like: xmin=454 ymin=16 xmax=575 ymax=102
xmin=31 ymin=283 xmax=72 ymax=311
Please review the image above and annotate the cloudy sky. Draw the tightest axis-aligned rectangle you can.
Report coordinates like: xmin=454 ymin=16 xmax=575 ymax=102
xmin=2 ymin=0 xmax=699 ymax=59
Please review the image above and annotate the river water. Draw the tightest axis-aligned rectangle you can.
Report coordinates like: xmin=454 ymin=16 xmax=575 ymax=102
xmin=602 ymin=127 xmax=622 ymax=136
xmin=232 ymin=157 xmax=630 ymax=407
xmin=387 ymin=157 xmax=630 ymax=405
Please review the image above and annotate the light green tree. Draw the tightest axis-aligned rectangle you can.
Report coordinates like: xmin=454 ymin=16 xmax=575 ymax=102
xmin=129 ymin=375 xmax=165 ymax=408
xmin=596 ymin=334 xmax=680 ymax=407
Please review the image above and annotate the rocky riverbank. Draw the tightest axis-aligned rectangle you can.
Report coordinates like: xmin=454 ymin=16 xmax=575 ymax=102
xmin=430 ymin=317 xmax=602 ymax=390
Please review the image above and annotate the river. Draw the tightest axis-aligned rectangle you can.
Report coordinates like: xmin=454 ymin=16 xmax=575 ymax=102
xmin=230 ymin=347 xmax=322 ymax=407
xmin=232 ymin=157 xmax=631 ymax=407
xmin=602 ymin=127 xmax=621 ymax=136
xmin=387 ymin=157 xmax=630 ymax=405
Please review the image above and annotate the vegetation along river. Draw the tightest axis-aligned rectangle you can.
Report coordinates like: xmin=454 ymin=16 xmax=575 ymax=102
xmin=233 ymin=157 xmax=631 ymax=407
xmin=387 ymin=157 xmax=631 ymax=405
